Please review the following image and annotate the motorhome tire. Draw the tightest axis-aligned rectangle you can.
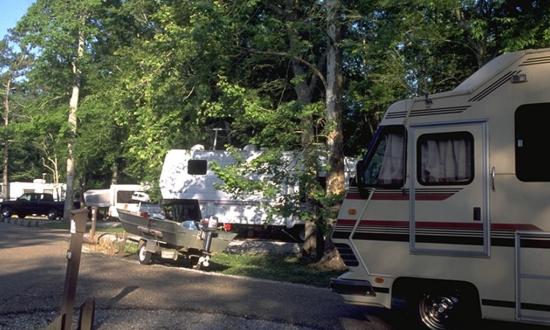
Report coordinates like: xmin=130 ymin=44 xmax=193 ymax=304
xmin=414 ymin=286 xmax=478 ymax=330
xmin=138 ymin=240 xmax=152 ymax=265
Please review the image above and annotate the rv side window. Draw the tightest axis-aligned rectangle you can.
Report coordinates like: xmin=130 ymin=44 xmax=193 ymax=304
xmin=188 ymin=160 xmax=207 ymax=175
xmin=515 ymin=103 xmax=550 ymax=181
xmin=417 ymin=131 xmax=474 ymax=185
xmin=359 ymin=125 xmax=406 ymax=188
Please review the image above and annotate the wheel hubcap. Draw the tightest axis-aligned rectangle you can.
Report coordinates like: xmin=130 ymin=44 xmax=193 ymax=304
xmin=419 ymin=294 xmax=459 ymax=330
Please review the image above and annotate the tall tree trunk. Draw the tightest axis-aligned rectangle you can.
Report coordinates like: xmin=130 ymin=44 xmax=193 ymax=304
xmin=313 ymin=0 xmax=348 ymax=270
xmin=294 ymin=61 xmax=317 ymax=258
xmin=326 ymin=0 xmax=345 ymax=197
xmin=2 ymin=78 xmax=10 ymax=201
xmin=63 ymin=30 xmax=84 ymax=220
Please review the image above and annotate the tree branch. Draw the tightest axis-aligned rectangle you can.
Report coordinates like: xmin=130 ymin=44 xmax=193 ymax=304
xmin=249 ymin=49 xmax=327 ymax=90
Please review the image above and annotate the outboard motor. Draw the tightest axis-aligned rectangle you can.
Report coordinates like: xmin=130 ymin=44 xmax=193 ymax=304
xmin=197 ymin=216 xmax=219 ymax=268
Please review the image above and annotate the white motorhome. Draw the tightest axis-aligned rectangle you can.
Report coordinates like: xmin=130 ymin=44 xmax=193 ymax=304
xmin=83 ymin=184 xmax=147 ymax=218
xmin=330 ymin=48 xmax=550 ymax=328
xmin=159 ymin=145 xmax=356 ymax=237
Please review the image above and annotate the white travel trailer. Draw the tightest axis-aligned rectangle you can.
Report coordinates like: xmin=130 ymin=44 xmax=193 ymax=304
xmin=83 ymin=184 xmax=147 ymax=218
xmin=0 ymin=179 xmax=66 ymax=201
xmin=159 ymin=145 xmax=356 ymax=237
xmin=330 ymin=48 xmax=550 ymax=329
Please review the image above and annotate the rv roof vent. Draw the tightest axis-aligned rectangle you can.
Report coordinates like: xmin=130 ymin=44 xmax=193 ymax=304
xmin=33 ymin=179 xmax=46 ymax=184
xmin=191 ymin=144 xmax=205 ymax=151
xmin=243 ymin=144 xmax=257 ymax=152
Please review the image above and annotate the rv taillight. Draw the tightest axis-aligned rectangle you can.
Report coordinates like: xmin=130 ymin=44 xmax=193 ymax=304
xmin=224 ymin=223 xmax=232 ymax=232
xmin=139 ymin=211 xmax=149 ymax=219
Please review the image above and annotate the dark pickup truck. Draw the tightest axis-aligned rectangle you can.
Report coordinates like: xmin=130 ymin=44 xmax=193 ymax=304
xmin=1 ymin=192 xmax=69 ymax=220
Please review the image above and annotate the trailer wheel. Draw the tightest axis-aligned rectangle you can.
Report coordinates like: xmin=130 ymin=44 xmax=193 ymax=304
xmin=137 ymin=240 xmax=152 ymax=265
xmin=414 ymin=286 xmax=479 ymax=330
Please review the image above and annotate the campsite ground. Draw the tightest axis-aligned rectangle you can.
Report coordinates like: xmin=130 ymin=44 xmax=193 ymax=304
xmin=0 ymin=220 xmax=545 ymax=329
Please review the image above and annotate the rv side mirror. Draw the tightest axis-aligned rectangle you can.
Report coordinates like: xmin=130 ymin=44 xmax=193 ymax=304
xmin=349 ymin=177 xmax=357 ymax=187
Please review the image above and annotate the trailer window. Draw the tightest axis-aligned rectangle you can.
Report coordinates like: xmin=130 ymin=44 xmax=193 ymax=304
xmin=359 ymin=125 xmax=406 ymax=188
xmin=417 ymin=132 xmax=474 ymax=185
xmin=515 ymin=103 xmax=550 ymax=181
xmin=188 ymin=160 xmax=207 ymax=175
xmin=117 ymin=191 xmax=135 ymax=203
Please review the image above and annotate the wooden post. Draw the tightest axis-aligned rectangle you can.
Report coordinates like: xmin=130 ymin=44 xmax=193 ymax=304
xmin=60 ymin=209 xmax=88 ymax=330
xmin=78 ymin=298 xmax=95 ymax=330
xmin=45 ymin=314 xmax=65 ymax=330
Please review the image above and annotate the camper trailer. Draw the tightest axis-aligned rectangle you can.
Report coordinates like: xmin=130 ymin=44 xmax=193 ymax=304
xmin=83 ymin=184 xmax=147 ymax=219
xmin=330 ymin=48 xmax=550 ymax=328
xmin=0 ymin=179 xmax=65 ymax=201
xmin=159 ymin=145 xmax=356 ymax=237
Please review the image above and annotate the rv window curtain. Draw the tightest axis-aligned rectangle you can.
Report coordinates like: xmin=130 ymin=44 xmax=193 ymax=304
xmin=418 ymin=132 xmax=473 ymax=185
xmin=363 ymin=127 xmax=405 ymax=187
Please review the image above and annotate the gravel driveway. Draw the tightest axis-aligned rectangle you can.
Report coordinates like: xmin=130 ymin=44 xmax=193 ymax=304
xmin=0 ymin=221 xmax=391 ymax=330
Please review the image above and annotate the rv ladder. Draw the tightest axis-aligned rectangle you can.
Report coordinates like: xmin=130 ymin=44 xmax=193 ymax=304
xmin=514 ymin=231 xmax=550 ymax=324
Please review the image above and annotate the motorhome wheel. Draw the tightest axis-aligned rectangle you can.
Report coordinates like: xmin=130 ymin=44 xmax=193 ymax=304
xmin=415 ymin=287 xmax=478 ymax=330
xmin=418 ymin=292 xmax=459 ymax=330
xmin=138 ymin=240 xmax=152 ymax=265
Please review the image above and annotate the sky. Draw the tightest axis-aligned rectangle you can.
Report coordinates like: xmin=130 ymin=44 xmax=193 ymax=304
xmin=0 ymin=0 xmax=35 ymax=39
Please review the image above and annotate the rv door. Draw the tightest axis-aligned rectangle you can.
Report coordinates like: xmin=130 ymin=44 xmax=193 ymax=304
xmin=409 ymin=120 xmax=489 ymax=256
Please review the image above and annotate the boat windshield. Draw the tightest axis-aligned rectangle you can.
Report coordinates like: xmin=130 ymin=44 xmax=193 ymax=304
xmin=359 ymin=125 xmax=406 ymax=188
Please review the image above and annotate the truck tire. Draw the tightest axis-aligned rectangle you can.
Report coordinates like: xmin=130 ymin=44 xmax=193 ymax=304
xmin=138 ymin=240 xmax=152 ymax=265
xmin=1 ymin=207 xmax=11 ymax=219
xmin=47 ymin=210 xmax=58 ymax=221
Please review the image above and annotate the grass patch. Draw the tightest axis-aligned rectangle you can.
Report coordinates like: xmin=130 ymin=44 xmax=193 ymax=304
xmin=206 ymin=253 xmax=344 ymax=287
xmin=124 ymin=240 xmax=139 ymax=254
xmin=96 ymin=226 xmax=125 ymax=234
xmin=107 ymin=235 xmax=343 ymax=288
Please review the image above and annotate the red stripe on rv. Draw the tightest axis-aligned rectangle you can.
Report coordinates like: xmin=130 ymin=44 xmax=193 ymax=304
xmin=335 ymin=219 xmax=541 ymax=231
xmin=346 ymin=192 xmax=455 ymax=201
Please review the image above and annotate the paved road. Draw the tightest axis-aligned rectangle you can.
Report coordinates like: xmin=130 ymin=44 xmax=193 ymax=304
xmin=0 ymin=221 xmax=545 ymax=330
xmin=0 ymin=221 xmax=391 ymax=329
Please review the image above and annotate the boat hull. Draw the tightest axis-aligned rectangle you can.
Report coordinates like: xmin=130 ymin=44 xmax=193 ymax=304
xmin=117 ymin=209 xmax=236 ymax=253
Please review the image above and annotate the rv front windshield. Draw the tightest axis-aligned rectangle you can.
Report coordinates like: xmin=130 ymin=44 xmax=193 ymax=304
xmin=360 ymin=125 xmax=406 ymax=188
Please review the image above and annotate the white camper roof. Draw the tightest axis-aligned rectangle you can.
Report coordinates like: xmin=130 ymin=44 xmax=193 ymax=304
xmin=455 ymin=48 xmax=550 ymax=93
xmin=383 ymin=48 xmax=550 ymax=118
xmin=453 ymin=51 xmax=523 ymax=93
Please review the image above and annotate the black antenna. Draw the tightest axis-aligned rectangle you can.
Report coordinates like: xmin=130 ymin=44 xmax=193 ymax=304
xmin=211 ymin=128 xmax=223 ymax=150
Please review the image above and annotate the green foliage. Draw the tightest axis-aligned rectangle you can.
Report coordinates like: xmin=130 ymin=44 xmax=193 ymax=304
xmin=1 ymin=0 xmax=549 ymax=223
